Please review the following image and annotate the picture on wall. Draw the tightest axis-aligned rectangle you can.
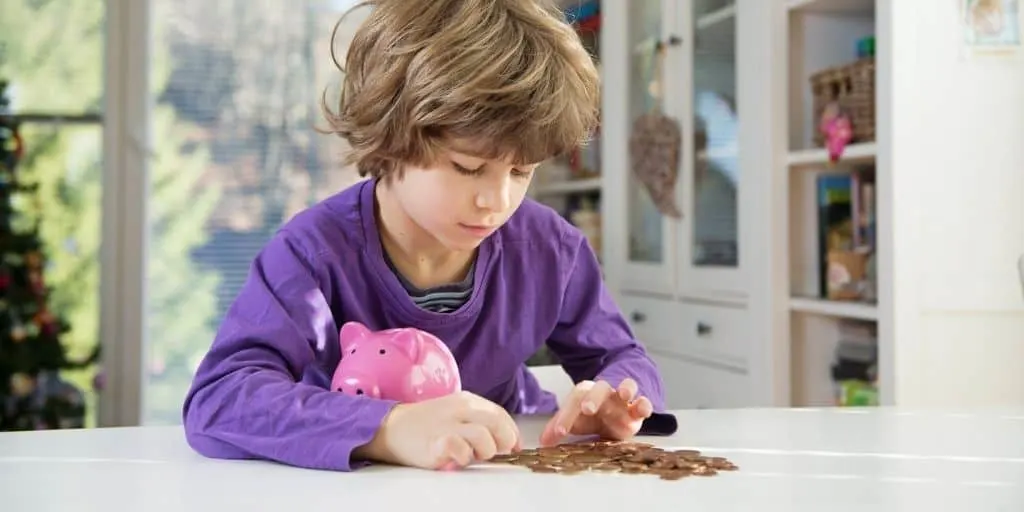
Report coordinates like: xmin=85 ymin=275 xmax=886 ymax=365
xmin=963 ymin=0 xmax=1021 ymax=47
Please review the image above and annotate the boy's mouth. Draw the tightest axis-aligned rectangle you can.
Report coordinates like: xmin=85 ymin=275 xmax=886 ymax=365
xmin=459 ymin=223 xmax=497 ymax=236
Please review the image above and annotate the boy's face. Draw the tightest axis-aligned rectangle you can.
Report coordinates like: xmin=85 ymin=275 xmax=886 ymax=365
xmin=390 ymin=142 xmax=539 ymax=252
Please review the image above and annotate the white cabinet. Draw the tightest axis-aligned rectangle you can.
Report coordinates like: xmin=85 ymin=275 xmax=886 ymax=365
xmin=619 ymin=294 xmax=750 ymax=371
xmin=619 ymin=293 xmax=753 ymax=409
xmin=602 ymin=0 xmax=760 ymax=302
xmin=583 ymin=0 xmax=1024 ymax=412
xmin=601 ymin=0 xmax=678 ymax=296
xmin=597 ymin=0 xmax=771 ymax=410
xmin=649 ymin=352 xmax=751 ymax=410
xmin=675 ymin=0 xmax=751 ymax=300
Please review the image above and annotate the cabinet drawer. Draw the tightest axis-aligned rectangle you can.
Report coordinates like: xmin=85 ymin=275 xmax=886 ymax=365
xmin=620 ymin=294 xmax=749 ymax=371
xmin=676 ymin=302 xmax=749 ymax=370
xmin=649 ymin=351 xmax=750 ymax=410
xmin=618 ymin=294 xmax=684 ymax=356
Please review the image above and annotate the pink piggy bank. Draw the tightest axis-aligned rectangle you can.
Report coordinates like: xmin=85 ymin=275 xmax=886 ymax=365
xmin=330 ymin=321 xmax=461 ymax=402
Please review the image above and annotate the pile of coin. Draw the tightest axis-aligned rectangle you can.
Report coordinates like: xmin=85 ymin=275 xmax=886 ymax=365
xmin=487 ymin=440 xmax=738 ymax=480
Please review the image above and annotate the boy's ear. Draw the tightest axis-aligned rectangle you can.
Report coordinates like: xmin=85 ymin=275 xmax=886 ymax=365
xmin=339 ymin=321 xmax=371 ymax=354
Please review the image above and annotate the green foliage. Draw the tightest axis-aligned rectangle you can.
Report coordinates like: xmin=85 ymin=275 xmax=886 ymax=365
xmin=0 ymin=0 xmax=104 ymax=114
xmin=0 ymin=0 xmax=223 ymax=426
xmin=0 ymin=100 xmax=99 ymax=430
xmin=143 ymin=106 xmax=222 ymax=424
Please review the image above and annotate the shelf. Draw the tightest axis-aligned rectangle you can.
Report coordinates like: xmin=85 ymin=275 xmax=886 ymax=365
xmin=786 ymin=0 xmax=874 ymax=15
xmin=790 ymin=297 xmax=878 ymax=321
xmin=697 ymin=4 xmax=736 ymax=30
xmin=534 ymin=177 xmax=602 ymax=195
xmin=787 ymin=142 xmax=876 ymax=168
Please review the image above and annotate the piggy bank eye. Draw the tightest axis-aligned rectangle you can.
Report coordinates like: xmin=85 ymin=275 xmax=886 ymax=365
xmin=379 ymin=348 xmax=386 ymax=355
xmin=335 ymin=387 xmax=343 ymax=392
xmin=355 ymin=389 xmax=364 ymax=395
xmin=350 ymin=348 xmax=356 ymax=354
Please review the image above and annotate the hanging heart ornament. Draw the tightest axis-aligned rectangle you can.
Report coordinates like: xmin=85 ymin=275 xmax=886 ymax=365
xmin=629 ymin=111 xmax=683 ymax=218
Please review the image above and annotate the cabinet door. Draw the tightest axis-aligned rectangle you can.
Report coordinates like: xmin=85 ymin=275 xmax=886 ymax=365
xmin=675 ymin=0 xmax=748 ymax=299
xmin=602 ymin=0 xmax=679 ymax=296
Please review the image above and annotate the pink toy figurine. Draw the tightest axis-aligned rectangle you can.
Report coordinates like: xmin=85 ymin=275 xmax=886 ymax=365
xmin=819 ymin=101 xmax=853 ymax=163
xmin=330 ymin=321 xmax=461 ymax=403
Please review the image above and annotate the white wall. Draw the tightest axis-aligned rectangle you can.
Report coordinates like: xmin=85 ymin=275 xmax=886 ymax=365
xmin=885 ymin=0 xmax=1024 ymax=406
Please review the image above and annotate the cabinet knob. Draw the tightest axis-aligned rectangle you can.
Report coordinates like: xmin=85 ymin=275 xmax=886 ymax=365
xmin=631 ymin=311 xmax=646 ymax=323
xmin=696 ymin=322 xmax=712 ymax=336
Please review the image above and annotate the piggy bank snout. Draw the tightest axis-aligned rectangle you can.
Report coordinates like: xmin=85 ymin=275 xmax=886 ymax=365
xmin=334 ymin=374 xmax=381 ymax=399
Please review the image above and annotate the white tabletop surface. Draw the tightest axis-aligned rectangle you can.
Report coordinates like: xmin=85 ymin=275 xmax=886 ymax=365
xmin=2 ymin=407 xmax=1023 ymax=511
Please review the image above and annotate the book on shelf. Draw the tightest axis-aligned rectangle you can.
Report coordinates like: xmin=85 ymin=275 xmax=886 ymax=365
xmin=830 ymin=319 xmax=878 ymax=407
xmin=816 ymin=167 xmax=876 ymax=302
xmin=564 ymin=0 xmax=600 ymax=31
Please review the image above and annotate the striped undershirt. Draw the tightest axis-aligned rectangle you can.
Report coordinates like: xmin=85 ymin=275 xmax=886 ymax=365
xmin=384 ymin=254 xmax=475 ymax=313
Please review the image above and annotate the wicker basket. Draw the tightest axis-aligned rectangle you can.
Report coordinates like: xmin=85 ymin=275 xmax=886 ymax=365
xmin=810 ymin=58 xmax=875 ymax=146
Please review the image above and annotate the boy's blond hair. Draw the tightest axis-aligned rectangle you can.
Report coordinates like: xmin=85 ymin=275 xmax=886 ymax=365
xmin=322 ymin=0 xmax=600 ymax=180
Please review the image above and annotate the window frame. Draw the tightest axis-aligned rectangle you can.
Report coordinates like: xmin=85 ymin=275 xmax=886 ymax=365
xmin=98 ymin=0 xmax=149 ymax=427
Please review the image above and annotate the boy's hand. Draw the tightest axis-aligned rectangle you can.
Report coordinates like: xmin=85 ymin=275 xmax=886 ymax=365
xmin=538 ymin=378 xmax=654 ymax=446
xmin=356 ymin=391 xmax=521 ymax=470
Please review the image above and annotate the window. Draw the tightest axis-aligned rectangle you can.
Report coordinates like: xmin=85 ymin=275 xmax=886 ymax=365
xmin=141 ymin=0 xmax=366 ymax=423
xmin=0 ymin=0 xmax=106 ymax=427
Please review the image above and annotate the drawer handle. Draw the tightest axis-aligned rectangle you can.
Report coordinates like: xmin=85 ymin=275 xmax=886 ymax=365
xmin=696 ymin=322 xmax=712 ymax=336
xmin=631 ymin=311 xmax=646 ymax=323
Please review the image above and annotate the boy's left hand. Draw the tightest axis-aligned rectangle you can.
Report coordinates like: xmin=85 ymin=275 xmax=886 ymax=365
xmin=538 ymin=378 xmax=654 ymax=446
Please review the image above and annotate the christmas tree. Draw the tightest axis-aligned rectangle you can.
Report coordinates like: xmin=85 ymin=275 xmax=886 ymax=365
xmin=0 ymin=79 xmax=99 ymax=431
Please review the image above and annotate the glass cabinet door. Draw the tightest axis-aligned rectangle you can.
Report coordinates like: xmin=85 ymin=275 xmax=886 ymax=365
xmin=621 ymin=0 xmax=678 ymax=295
xmin=678 ymin=0 xmax=746 ymax=298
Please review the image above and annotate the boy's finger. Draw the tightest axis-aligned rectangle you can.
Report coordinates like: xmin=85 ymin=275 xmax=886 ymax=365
xmin=604 ymin=416 xmax=640 ymax=441
xmin=538 ymin=415 xmax=561 ymax=446
xmin=617 ymin=378 xmax=639 ymax=402
xmin=580 ymin=380 xmax=614 ymax=415
xmin=540 ymin=401 xmax=579 ymax=445
xmin=540 ymin=387 xmax=588 ymax=445
xmin=463 ymin=407 xmax=520 ymax=455
xmin=458 ymin=423 xmax=498 ymax=462
xmin=434 ymin=434 xmax=473 ymax=469
xmin=628 ymin=396 xmax=654 ymax=419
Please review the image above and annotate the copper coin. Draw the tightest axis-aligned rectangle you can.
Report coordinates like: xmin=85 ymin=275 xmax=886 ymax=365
xmin=487 ymin=440 xmax=737 ymax=480
xmin=673 ymin=449 xmax=702 ymax=457
xmin=657 ymin=469 xmax=690 ymax=481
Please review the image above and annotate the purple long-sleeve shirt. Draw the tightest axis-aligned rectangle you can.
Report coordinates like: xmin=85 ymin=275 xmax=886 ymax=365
xmin=182 ymin=178 xmax=668 ymax=471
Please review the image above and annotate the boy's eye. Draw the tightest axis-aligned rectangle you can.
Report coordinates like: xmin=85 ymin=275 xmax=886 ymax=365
xmin=452 ymin=162 xmax=485 ymax=176
xmin=511 ymin=168 xmax=533 ymax=178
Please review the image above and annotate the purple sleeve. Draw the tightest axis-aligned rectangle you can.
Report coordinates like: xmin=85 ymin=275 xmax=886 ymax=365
xmin=545 ymin=233 xmax=667 ymax=412
xmin=182 ymin=230 xmax=398 ymax=471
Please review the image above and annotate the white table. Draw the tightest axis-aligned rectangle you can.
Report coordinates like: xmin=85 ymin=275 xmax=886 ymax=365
xmin=2 ymin=407 xmax=1023 ymax=511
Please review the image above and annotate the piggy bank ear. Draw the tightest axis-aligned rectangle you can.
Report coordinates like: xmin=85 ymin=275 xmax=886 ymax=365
xmin=389 ymin=329 xmax=427 ymax=362
xmin=339 ymin=321 xmax=371 ymax=354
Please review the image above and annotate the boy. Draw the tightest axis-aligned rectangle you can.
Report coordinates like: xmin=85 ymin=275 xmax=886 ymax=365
xmin=182 ymin=0 xmax=671 ymax=472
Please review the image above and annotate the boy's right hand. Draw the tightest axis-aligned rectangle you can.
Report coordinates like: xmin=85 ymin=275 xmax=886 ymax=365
xmin=356 ymin=391 xmax=521 ymax=470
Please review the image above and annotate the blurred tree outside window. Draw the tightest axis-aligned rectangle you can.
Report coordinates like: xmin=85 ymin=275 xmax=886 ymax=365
xmin=1 ymin=0 xmax=366 ymax=425
xmin=0 ymin=0 xmax=106 ymax=427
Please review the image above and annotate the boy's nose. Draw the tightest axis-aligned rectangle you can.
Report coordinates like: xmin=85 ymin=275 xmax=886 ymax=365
xmin=476 ymin=181 xmax=511 ymax=212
